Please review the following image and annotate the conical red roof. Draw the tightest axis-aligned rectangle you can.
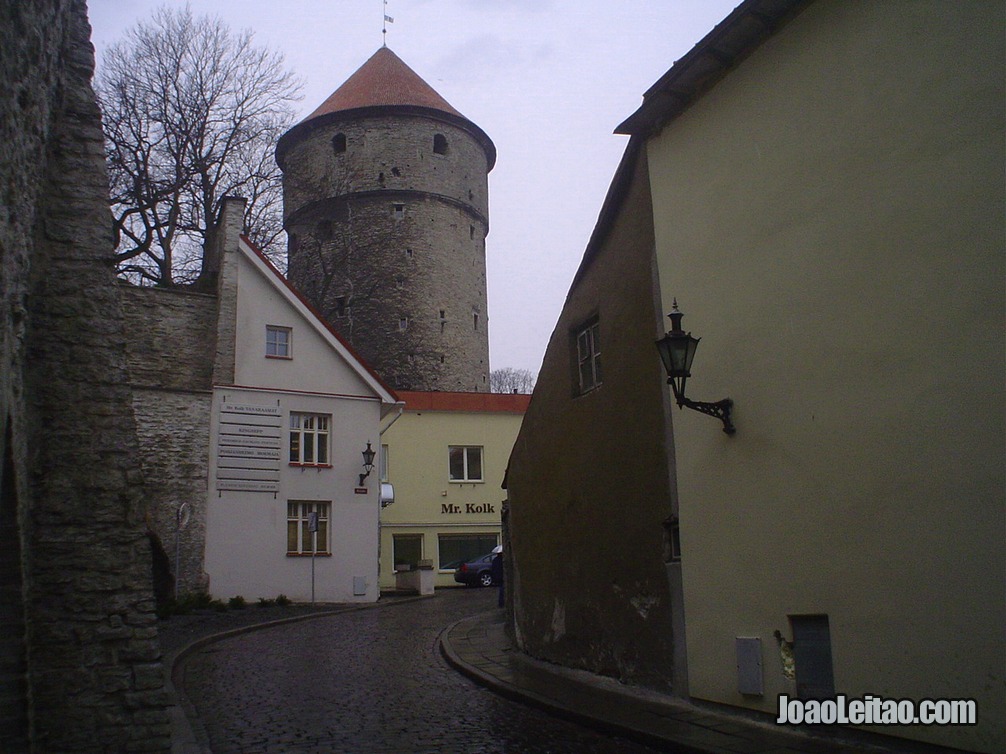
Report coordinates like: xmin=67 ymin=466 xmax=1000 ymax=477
xmin=302 ymin=46 xmax=464 ymax=123
xmin=277 ymin=46 xmax=495 ymax=170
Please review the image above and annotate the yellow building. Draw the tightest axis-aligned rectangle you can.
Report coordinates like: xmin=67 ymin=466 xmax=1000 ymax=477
xmin=379 ymin=391 xmax=529 ymax=590
xmin=509 ymin=1 xmax=1004 ymax=752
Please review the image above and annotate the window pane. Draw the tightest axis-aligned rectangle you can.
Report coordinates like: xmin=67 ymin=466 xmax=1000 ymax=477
xmin=438 ymin=534 xmax=499 ymax=569
xmin=393 ymin=535 xmax=422 ymax=568
xmin=304 ymin=434 xmax=314 ymax=464
xmin=316 ymin=524 xmax=328 ymax=553
xmin=317 ymin=436 xmax=328 ymax=465
xmin=289 ymin=432 xmax=300 ymax=462
xmin=467 ymin=448 xmax=482 ymax=480
xmin=287 ymin=520 xmax=298 ymax=552
xmin=449 ymin=447 xmax=465 ymax=480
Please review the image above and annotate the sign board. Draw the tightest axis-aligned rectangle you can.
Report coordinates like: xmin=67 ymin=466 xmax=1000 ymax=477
xmin=216 ymin=402 xmax=283 ymax=492
xmin=308 ymin=511 xmax=319 ymax=533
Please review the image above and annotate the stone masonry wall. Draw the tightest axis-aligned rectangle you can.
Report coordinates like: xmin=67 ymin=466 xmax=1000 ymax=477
xmin=120 ymin=286 xmax=216 ymax=595
xmin=0 ymin=1 xmax=170 ymax=751
xmin=284 ymin=113 xmax=491 ymax=391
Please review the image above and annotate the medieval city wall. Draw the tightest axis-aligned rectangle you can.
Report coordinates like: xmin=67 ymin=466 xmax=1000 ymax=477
xmin=120 ymin=286 xmax=219 ymax=596
xmin=0 ymin=1 xmax=170 ymax=750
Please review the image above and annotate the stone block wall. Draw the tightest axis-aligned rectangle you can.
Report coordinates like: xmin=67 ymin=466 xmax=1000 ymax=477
xmin=120 ymin=286 xmax=217 ymax=596
xmin=0 ymin=1 xmax=170 ymax=750
xmin=283 ymin=113 xmax=491 ymax=391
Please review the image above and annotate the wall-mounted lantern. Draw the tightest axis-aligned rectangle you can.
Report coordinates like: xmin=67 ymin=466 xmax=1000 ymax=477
xmin=358 ymin=441 xmax=377 ymax=486
xmin=655 ymin=300 xmax=736 ymax=435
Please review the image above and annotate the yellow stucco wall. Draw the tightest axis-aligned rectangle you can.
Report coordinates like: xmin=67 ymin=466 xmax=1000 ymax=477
xmin=378 ymin=397 xmax=526 ymax=589
xmin=646 ymin=2 xmax=1004 ymax=751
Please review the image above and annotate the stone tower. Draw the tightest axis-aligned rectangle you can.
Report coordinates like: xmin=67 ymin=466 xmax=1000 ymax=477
xmin=277 ymin=47 xmax=496 ymax=391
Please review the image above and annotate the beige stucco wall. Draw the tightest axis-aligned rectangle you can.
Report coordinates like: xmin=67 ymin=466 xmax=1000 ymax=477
xmin=646 ymin=2 xmax=1004 ymax=751
xmin=378 ymin=402 xmax=524 ymax=589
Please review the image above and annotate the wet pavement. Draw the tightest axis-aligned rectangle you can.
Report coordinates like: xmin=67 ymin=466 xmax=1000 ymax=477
xmin=173 ymin=589 xmax=668 ymax=753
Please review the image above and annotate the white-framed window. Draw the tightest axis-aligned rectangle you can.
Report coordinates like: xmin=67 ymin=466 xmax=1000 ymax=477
xmin=287 ymin=501 xmax=330 ymax=555
xmin=575 ymin=317 xmax=601 ymax=394
xmin=380 ymin=444 xmax=389 ymax=482
xmin=266 ymin=325 xmax=291 ymax=358
xmin=449 ymin=446 xmax=483 ymax=482
xmin=289 ymin=413 xmax=330 ymax=466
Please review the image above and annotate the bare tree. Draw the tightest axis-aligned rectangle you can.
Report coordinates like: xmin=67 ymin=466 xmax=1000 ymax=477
xmin=490 ymin=368 xmax=537 ymax=394
xmin=96 ymin=5 xmax=301 ymax=286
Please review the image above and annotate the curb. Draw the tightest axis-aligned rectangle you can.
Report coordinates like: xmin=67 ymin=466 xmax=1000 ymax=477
xmin=438 ymin=611 xmax=709 ymax=753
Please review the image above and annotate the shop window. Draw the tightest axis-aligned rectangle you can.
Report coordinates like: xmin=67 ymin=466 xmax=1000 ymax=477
xmin=393 ymin=535 xmax=422 ymax=570
xmin=438 ymin=534 xmax=499 ymax=570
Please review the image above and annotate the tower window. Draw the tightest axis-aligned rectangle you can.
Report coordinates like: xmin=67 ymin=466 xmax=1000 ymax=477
xmin=393 ymin=204 xmax=405 ymax=220
xmin=399 ymin=317 xmax=409 ymax=331
xmin=433 ymin=133 xmax=448 ymax=155
xmin=405 ymin=248 xmax=413 ymax=258
xmin=469 ymin=225 xmax=475 ymax=240
xmin=333 ymin=133 xmax=347 ymax=153
xmin=473 ymin=313 xmax=479 ymax=331
xmin=335 ymin=296 xmax=349 ymax=317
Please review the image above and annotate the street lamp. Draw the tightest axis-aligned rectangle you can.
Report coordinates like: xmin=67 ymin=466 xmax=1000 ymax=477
xmin=656 ymin=300 xmax=736 ymax=435
xmin=359 ymin=441 xmax=377 ymax=486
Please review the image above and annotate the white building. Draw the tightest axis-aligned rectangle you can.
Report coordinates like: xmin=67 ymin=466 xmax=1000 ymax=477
xmin=203 ymin=199 xmax=400 ymax=603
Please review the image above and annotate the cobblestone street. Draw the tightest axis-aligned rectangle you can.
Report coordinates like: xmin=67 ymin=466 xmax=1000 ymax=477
xmin=176 ymin=589 xmax=668 ymax=753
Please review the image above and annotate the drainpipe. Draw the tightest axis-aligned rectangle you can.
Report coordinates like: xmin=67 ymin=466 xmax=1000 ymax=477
xmin=379 ymin=402 xmax=405 ymax=436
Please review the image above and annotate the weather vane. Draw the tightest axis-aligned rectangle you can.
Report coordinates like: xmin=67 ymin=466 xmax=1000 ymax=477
xmin=382 ymin=0 xmax=394 ymax=47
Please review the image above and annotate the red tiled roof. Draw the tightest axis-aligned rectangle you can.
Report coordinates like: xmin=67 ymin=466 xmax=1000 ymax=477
xmin=277 ymin=46 xmax=495 ymax=170
xmin=302 ymin=47 xmax=464 ymax=124
xmin=398 ymin=391 xmax=531 ymax=414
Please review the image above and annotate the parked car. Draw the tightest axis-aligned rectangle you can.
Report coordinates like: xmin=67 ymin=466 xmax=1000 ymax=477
xmin=452 ymin=552 xmax=498 ymax=587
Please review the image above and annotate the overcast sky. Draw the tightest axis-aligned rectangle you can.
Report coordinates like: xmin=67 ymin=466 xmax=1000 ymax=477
xmin=87 ymin=0 xmax=740 ymax=374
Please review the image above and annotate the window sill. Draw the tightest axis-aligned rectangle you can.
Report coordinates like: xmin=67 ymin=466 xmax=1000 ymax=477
xmin=289 ymin=463 xmax=332 ymax=469
xmin=286 ymin=552 xmax=332 ymax=557
xmin=448 ymin=480 xmax=485 ymax=485
xmin=266 ymin=354 xmax=293 ymax=360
